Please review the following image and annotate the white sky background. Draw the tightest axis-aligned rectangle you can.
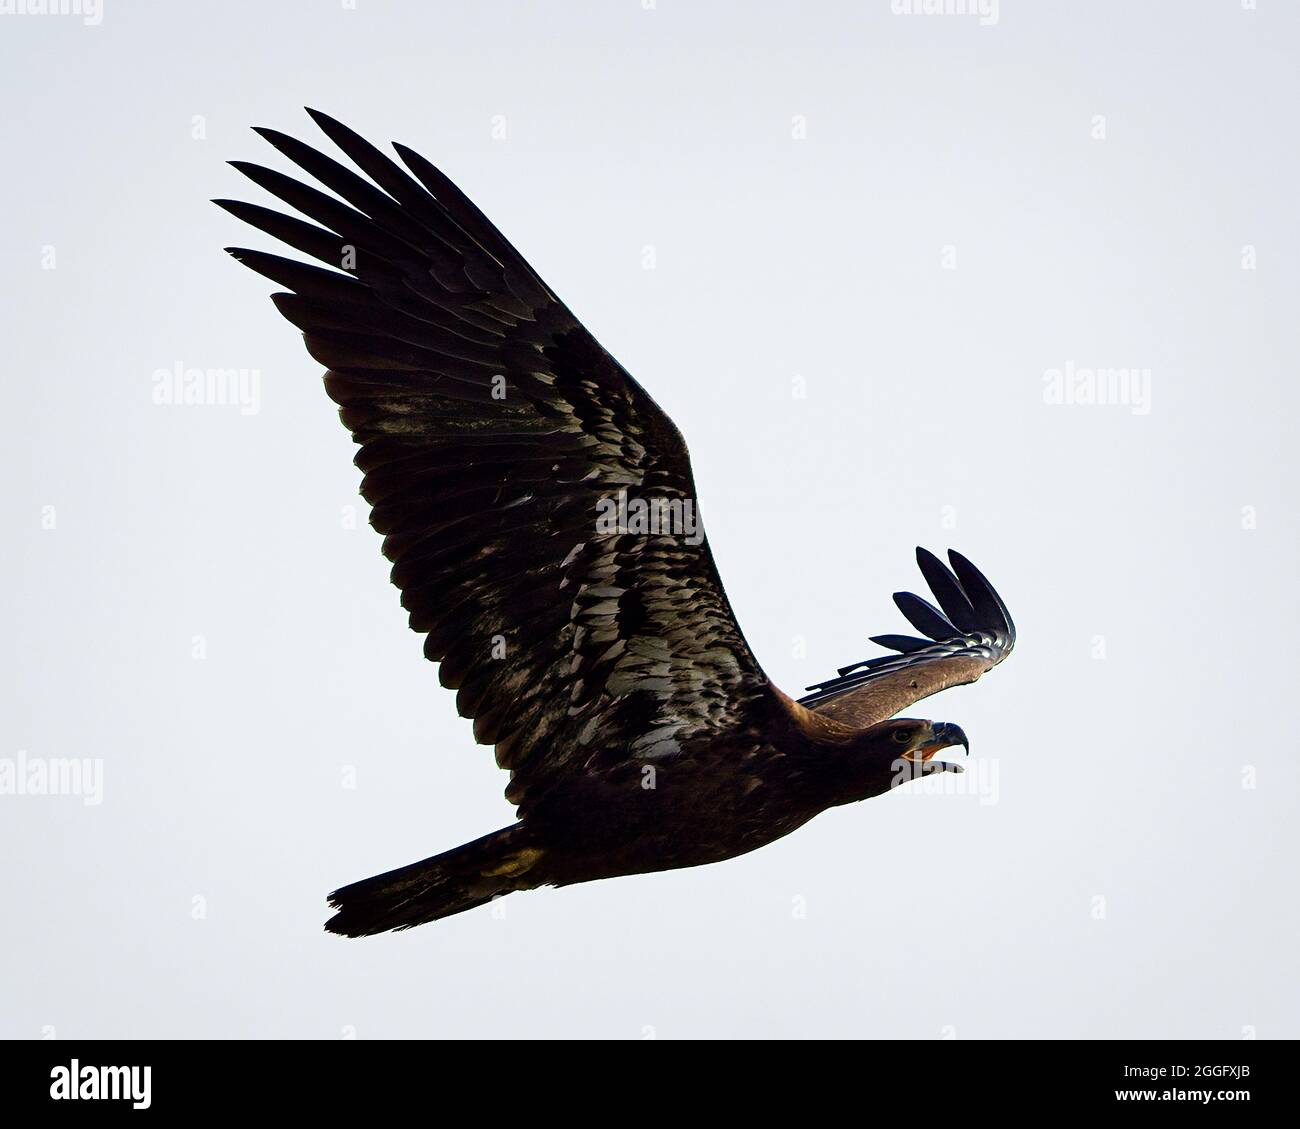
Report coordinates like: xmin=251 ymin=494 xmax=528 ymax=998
xmin=1 ymin=0 xmax=1297 ymax=1038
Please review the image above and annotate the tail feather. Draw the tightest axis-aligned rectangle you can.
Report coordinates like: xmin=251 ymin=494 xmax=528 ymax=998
xmin=324 ymin=825 xmax=542 ymax=936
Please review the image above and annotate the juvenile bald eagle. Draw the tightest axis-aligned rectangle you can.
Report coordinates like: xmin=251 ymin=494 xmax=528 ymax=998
xmin=218 ymin=111 xmax=1016 ymax=936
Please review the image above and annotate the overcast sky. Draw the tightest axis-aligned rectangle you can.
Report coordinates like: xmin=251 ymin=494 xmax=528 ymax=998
xmin=2 ymin=0 xmax=1297 ymax=1038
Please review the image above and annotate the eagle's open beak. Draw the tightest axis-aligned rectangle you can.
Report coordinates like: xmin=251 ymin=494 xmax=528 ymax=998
xmin=904 ymin=721 xmax=970 ymax=763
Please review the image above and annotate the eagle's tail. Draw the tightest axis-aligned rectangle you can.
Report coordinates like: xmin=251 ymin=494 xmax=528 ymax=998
xmin=324 ymin=825 xmax=544 ymax=937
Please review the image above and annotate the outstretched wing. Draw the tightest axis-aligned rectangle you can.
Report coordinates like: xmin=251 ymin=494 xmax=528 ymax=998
xmin=219 ymin=110 xmax=777 ymax=806
xmin=799 ymin=548 xmax=1015 ymax=728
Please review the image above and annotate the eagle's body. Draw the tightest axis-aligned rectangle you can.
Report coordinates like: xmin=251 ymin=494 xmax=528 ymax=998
xmin=220 ymin=111 xmax=1016 ymax=935
xmin=522 ymin=709 xmax=853 ymax=878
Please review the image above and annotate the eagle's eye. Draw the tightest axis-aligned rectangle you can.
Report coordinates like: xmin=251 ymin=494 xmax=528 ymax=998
xmin=891 ymin=729 xmax=913 ymax=744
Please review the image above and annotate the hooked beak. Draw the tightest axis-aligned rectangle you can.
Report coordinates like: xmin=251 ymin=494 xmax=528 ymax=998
xmin=903 ymin=721 xmax=970 ymax=763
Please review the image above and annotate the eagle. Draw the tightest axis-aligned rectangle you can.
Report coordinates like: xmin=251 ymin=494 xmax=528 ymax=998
xmin=218 ymin=111 xmax=1016 ymax=936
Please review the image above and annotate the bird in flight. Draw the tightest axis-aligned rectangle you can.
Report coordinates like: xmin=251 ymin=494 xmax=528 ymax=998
xmin=218 ymin=111 xmax=1016 ymax=936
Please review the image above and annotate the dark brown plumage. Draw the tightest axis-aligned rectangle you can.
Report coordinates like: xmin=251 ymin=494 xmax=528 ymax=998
xmin=218 ymin=111 xmax=1016 ymax=936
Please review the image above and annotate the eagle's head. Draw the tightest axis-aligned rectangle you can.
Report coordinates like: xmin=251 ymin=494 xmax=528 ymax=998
xmin=814 ymin=717 xmax=970 ymax=805
xmin=866 ymin=717 xmax=969 ymax=784
xmin=876 ymin=717 xmax=968 ymax=759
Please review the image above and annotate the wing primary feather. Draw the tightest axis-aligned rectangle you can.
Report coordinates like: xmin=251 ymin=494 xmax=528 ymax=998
xmin=892 ymin=591 xmax=956 ymax=641
xmin=303 ymin=108 xmax=498 ymax=275
xmin=867 ymin=633 xmax=932 ymax=654
xmin=391 ymin=141 xmax=552 ymax=307
xmin=947 ymin=549 xmax=1015 ymax=641
xmin=914 ymin=546 xmax=979 ymax=632
xmin=305 ymin=109 xmax=430 ymax=203
xmin=224 ymin=246 xmax=363 ymax=302
xmin=251 ymin=127 xmax=447 ymax=259
xmin=214 ymin=199 xmax=352 ymax=268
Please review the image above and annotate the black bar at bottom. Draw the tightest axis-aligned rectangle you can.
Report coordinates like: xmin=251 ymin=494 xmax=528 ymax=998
xmin=3 ymin=1038 xmax=1286 ymax=1115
